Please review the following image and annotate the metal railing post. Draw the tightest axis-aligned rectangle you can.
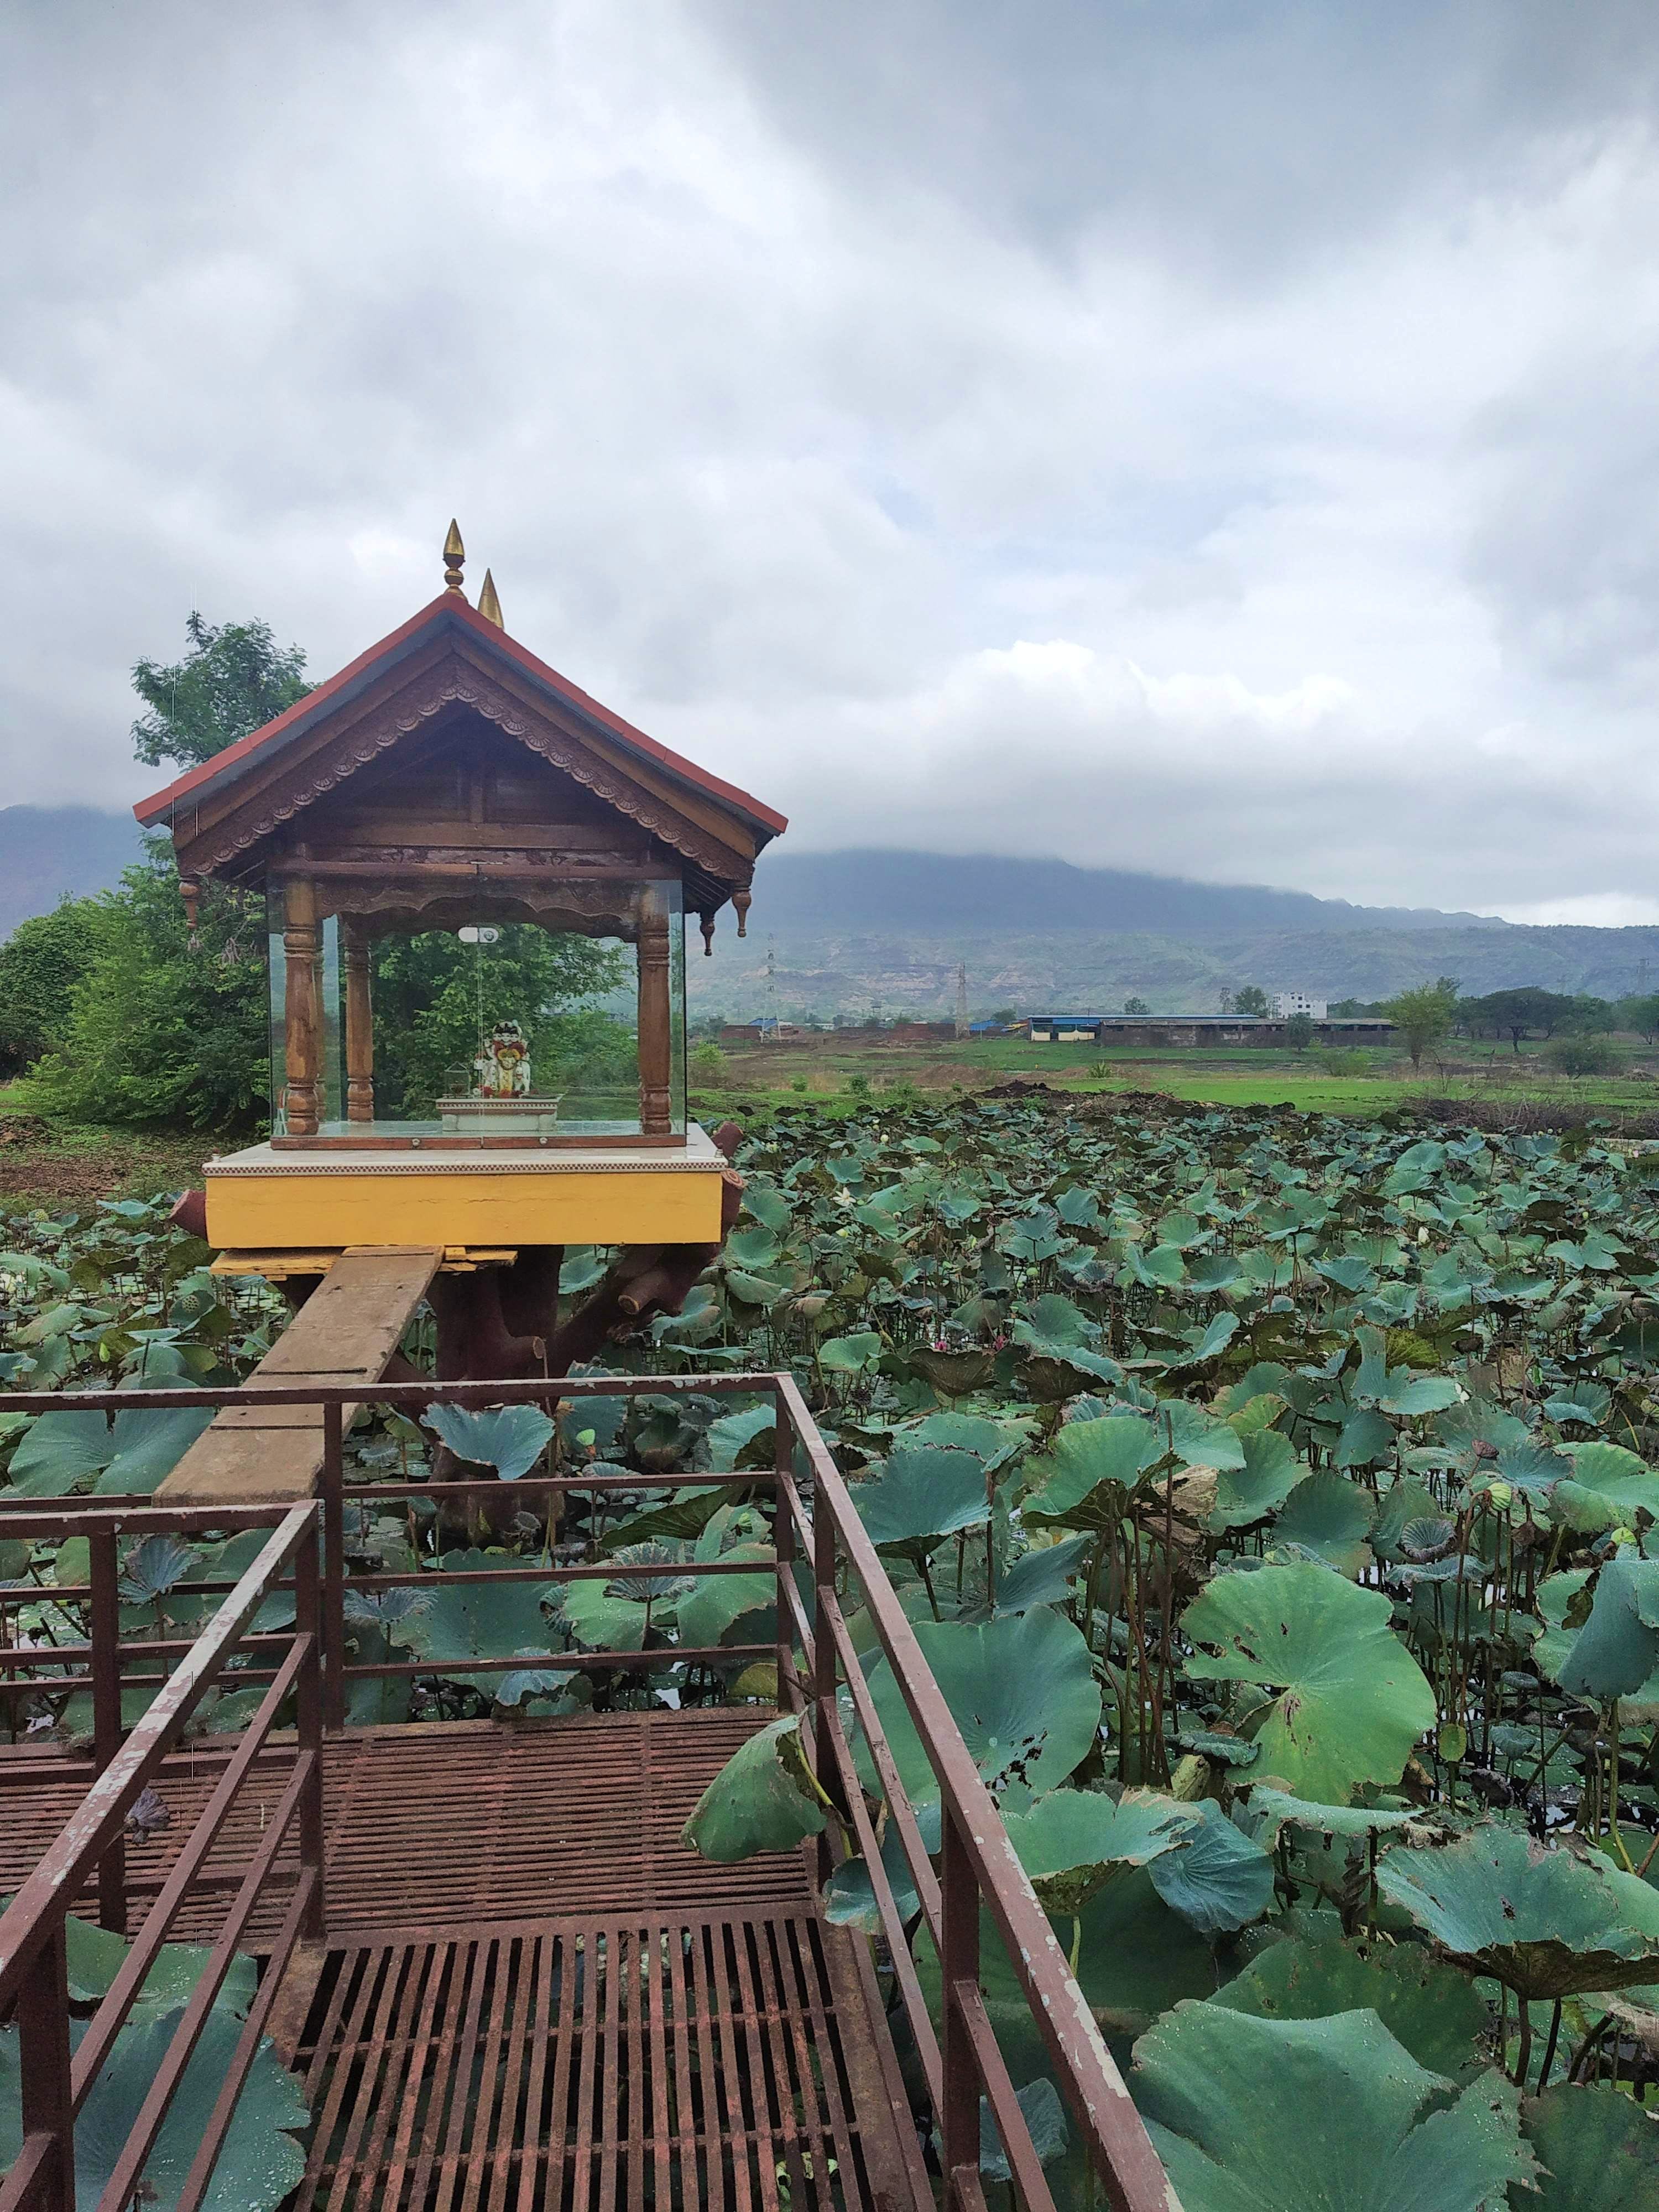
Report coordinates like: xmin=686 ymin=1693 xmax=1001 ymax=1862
xmin=293 ymin=1512 xmax=327 ymax=1939
xmin=18 ymin=1920 xmax=75 ymax=2212
xmin=940 ymin=1805 xmax=982 ymax=2206
xmin=321 ymin=1402 xmax=345 ymax=1732
xmin=773 ymin=1384 xmax=796 ymax=1708
xmin=88 ymin=1531 xmax=126 ymax=1933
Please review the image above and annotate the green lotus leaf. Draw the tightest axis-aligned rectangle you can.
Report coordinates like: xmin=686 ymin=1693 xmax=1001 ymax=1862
xmin=723 ymin=1224 xmax=782 ymax=1270
xmin=1210 ymin=1931 xmax=1490 ymax=2081
xmin=1375 ymin=1826 xmax=1659 ymax=1999
xmin=118 ymin=1532 xmax=197 ymax=1603
xmin=1371 ymin=1479 xmax=1442 ymax=1563
xmin=1151 ymin=1399 xmax=1248 ymax=1473
xmin=91 ymin=1406 xmax=215 ymax=1496
xmin=5 ymin=1407 xmax=114 ymax=1497
xmin=905 ymin=1346 xmax=999 ymax=1397
xmin=422 ymin=1402 xmax=554 ymax=1479
xmin=818 ymin=1331 xmax=883 ymax=1374
xmin=1181 ymin=1564 xmax=1436 ymax=1803
xmin=1021 ymin=1415 xmax=1165 ymax=1531
xmin=1001 ymin=1786 xmax=1196 ymax=1914
xmin=682 ymin=1713 xmax=827 ymax=1861
xmin=1145 ymin=1799 xmax=1275 ymax=1936
xmin=704 ymin=1404 xmax=776 ymax=1470
xmin=0 ymin=2002 xmax=309 ymax=2212
xmin=1334 ymin=1408 xmax=1395 ymax=1469
xmin=1209 ymin=1428 xmax=1304 ymax=1532
xmin=675 ymin=1542 xmax=775 ymax=1647
xmin=852 ymin=1444 xmax=989 ymax=1558
xmin=1271 ymin=1471 xmax=1378 ymax=1578
xmin=421 ymin=1550 xmax=559 ymax=1682
xmin=1240 ymin=1787 xmax=1427 ymax=1844
xmin=977 ymin=2078 xmax=1069 ymax=2184
xmin=1175 ymin=1729 xmax=1260 ymax=1768
xmin=823 ymin=1818 xmax=927 ymax=1931
xmin=1132 ymin=2005 xmax=1535 ymax=2212
xmin=858 ymin=1606 xmax=1102 ymax=1813
xmin=1523 ymin=2083 xmax=1659 ymax=2209
xmin=1554 ymin=1441 xmax=1659 ymax=1531
xmin=1557 ymin=1556 xmax=1659 ymax=1701
xmin=993 ymin=1533 xmax=1092 ymax=1614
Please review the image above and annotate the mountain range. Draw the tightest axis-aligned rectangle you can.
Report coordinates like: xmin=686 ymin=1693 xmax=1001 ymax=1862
xmin=4 ymin=811 xmax=1658 ymax=1020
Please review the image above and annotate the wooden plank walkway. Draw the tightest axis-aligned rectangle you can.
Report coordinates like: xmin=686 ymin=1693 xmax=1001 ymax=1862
xmin=155 ymin=1247 xmax=440 ymax=1505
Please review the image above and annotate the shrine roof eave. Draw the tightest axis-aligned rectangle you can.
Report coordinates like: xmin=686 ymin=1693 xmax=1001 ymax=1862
xmin=132 ymin=592 xmax=788 ymax=845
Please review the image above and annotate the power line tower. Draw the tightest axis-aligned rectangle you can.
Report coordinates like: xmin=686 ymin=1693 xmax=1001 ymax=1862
xmin=954 ymin=961 xmax=969 ymax=1039
xmin=764 ymin=935 xmax=780 ymax=1041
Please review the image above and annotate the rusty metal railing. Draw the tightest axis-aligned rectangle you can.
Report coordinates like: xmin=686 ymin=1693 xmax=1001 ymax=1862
xmin=0 ymin=1373 xmax=1176 ymax=2212
xmin=0 ymin=1499 xmax=323 ymax=2212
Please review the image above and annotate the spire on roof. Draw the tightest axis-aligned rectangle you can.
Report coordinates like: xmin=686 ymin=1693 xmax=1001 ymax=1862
xmin=477 ymin=567 xmax=503 ymax=627
xmin=443 ymin=519 xmax=466 ymax=594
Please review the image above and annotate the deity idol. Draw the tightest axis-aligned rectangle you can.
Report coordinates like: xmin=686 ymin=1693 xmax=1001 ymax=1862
xmin=474 ymin=1020 xmax=533 ymax=1098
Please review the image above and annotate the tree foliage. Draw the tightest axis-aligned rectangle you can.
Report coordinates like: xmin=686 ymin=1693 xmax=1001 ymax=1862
xmin=130 ymin=613 xmax=311 ymax=770
xmin=1383 ymin=979 xmax=1458 ymax=1070
xmin=0 ymin=899 xmax=107 ymax=1077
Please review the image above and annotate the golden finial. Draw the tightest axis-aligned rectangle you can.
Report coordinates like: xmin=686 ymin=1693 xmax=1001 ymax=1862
xmin=442 ymin=519 xmax=466 ymax=594
xmin=477 ymin=568 xmax=503 ymax=627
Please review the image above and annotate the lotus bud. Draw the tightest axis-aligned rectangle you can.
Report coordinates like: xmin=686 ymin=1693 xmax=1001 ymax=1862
xmin=1485 ymin=1481 xmax=1512 ymax=1508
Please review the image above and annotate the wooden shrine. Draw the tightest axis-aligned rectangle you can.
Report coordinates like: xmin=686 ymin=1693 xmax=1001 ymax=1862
xmin=134 ymin=525 xmax=785 ymax=1261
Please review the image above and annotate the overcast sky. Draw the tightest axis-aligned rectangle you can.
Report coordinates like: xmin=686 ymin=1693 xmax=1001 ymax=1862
xmin=6 ymin=1 xmax=1659 ymax=920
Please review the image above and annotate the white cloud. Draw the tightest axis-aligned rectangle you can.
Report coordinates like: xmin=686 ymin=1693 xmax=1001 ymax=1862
xmin=2 ymin=1 xmax=1659 ymax=922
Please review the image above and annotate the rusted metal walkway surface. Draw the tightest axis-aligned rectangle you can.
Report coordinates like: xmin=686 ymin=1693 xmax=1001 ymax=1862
xmin=0 ymin=1376 xmax=1178 ymax=2212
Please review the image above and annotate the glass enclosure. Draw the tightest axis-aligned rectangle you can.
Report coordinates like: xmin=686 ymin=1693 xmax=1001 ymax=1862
xmin=268 ymin=879 xmax=687 ymax=1145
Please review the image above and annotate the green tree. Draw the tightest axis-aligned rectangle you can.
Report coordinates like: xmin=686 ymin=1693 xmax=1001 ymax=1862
xmin=131 ymin=613 xmax=311 ymax=769
xmin=1618 ymin=992 xmax=1659 ymax=1043
xmin=1468 ymin=987 xmax=1575 ymax=1054
xmin=26 ymin=844 xmax=271 ymax=1127
xmin=1384 ymin=981 xmax=1457 ymax=1072
xmin=1285 ymin=1010 xmax=1314 ymax=1051
xmin=1233 ymin=985 xmax=1270 ymax=1018
xmin=1546 ymin=1034 xmax=1620 ymax=1077
xmin=1123 ymin=996 xmax=1150 ymax=1015
xmin=0 ymin=899 xmax=107 ymax=1077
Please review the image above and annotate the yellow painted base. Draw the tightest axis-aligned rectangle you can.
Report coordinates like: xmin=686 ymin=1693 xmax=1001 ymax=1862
xmin=204 ymin=1130 xmax=727 ymax=1251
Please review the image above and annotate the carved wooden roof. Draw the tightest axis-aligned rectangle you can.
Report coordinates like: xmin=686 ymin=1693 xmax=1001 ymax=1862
xmin=134 ymin=592 xmax=785 ymax=919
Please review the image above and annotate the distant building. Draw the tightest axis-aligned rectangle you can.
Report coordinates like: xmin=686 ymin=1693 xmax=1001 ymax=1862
xmin=1273 ymin=991 xmax=1328 ymax=1020
xmin=1027 ymin=1013 xmax=1394 ymax=1046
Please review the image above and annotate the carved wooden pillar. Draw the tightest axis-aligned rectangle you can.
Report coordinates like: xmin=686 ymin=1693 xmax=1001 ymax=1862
xmin=343 ymin=922 xmax=374 ymax=1124
xmin=283 ymin=877 xmax=321 ymax=1136
xmin=637 ymin=906 xmax=674 ymax=1138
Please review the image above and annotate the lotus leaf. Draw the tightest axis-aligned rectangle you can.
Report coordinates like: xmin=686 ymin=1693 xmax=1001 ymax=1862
xmin=977 ymin=2078 xmax=1068 ymax=2184
xmin=1553 ymin=1441 xmax=1659 ymax=1531
xmin=704 ymin=1404 xmax=775 ymax=1469
xmin=852 ymin=1444 xmax=988 ymax=1559
xmin=1523 ymin=2083 xmax=1659 ymax=2209
xmin=0 ymin=2002 xmax=309 ymax=2212
xmin=5 ymin=1407 xmax=113 ymax=1496
xmin=420 ymin=1551 xmax=558 ymax=1683
xmin=675 ymin=1542 xmax=775 ymax=1647
xmin=1181 ymin=1564 xmax=1436 ymax=1803
xmin=994 ymin=1533 xmax=1092 ymax=1613
xmin=1021 ymin=1416 xmax=1165 ymax=1531
xmin=1133 ymin=2004 xmax=1535 ymax=2212
xmin=422 ymin=1402 xmax=554 ymax=1479
xmin=1272 ymin=1472 xmax=1377 ymax=1577
xmin=1209 ymin=1931 xmax=1489 ymax=2080
xmin=1209 ymin=1428 xmax=1303 ymax=1531
xmin=1001 ymin=1787 xmax=1196 ymax=1913
xmin=682 ymin=1713 xmax=827 ymax=1860
xmin=858 ymin=1606 xmax=1102 ymax=1812
xmin=1557 ymin=1556 xmax=1659 ymax=1700
xmin=1145 ymin=1799 xmax=1275 ymax=1936
xmin=818 ymin=1332 xmax=882 ymax=1374
xmin=1375 ymin=1825 xmax=1659 ymax=1998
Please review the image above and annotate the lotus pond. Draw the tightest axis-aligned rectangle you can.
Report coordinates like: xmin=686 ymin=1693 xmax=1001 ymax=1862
xmin=7 ymin=1093 xmax=1659 ymax=2204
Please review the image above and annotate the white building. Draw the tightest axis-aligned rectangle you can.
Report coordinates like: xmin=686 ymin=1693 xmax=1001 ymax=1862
xmin=1273 ymin=990 xmax=1327 ymax=1020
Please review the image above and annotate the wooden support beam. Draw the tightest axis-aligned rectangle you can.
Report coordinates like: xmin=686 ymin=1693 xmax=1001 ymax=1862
xmin=637 ymin=905 xmax=673 ymax=1138
xmin=155 ymin=1249 xmax=440 ymax=1505
xmin=342 ymin=922 xmax=374 ymax=1124
xmin=282 ymin=876 xmax=322 ymax=1138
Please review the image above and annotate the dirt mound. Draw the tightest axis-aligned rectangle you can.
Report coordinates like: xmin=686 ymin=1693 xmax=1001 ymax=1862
xmin=1411 ymin=1095 xmax=1659 ymax=1138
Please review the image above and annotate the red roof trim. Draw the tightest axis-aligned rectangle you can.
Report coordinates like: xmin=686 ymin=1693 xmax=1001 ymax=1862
xmin=133 ymin=593 xmax=788 ymax=839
